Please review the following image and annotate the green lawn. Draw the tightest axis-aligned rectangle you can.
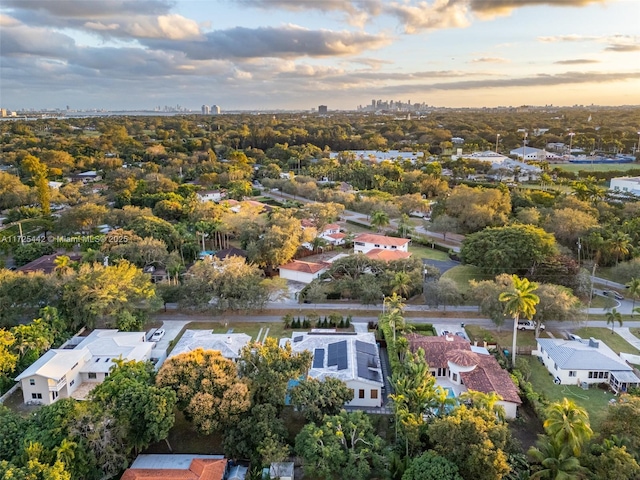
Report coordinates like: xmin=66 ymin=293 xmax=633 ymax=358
xmin=441 ymin=265 xmax=493 ymax=294
xmin=525 ymin=357 xmax=615 ymax=430
xmin=465 ymin=325 xmax=542 ymax=348
xmin=630 ymin=328 xmax=640 ymax=338
xmin=590 ymin=295 xmax=616 ymax=309
xmin=185 ymin=321 xmax=294 ymax=342
xmin=573 ymin=327 xmax=640 ymax=355
xmin=408 ymin=244 xmax=450 ymax=261
xmin=555 ymin=163 xmax=640 ymax=173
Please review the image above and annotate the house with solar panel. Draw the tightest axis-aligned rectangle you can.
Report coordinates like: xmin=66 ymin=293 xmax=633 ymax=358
xmin=283 ymin=331 xmax=384 ymax=407
xmin=536 ymin=337 xmax=640 ymax=393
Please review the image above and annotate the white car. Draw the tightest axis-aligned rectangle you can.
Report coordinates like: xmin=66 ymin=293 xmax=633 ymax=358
xmin=150 ymin=329 xmax=165 ymax=342
xmin=517 ymin=320 xmax=544 ymax=331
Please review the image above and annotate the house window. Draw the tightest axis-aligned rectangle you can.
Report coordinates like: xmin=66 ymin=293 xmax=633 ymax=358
xmin=452 ymin=373 xmax=458 ymax=382
xmin=371 ymin=389 xmax=378 ymax=399
xmin=69 ymin=380 xmax=75 ymax=387
xmin=588 ymin=372 xmax=593 ymax=378
xmin=374 ymin=244 xmax=380 ymax=248
xmin=29 ymin=379 xmax=35 ymax=385
xmin=37 ymin=393 xmax=42 ymax=399
xmin=599 ymin=372 xmax=605 ymax=379
xmin=391 ymin=246 xmax=397 ymax=249
xmin=569 ymin=371 xmax=576 ymax=377
xmin=554 ymin=363 xmax=557 ymax=370
xmin=605 ymin=373 xmax=609 ymax=379
xmin=32 ymin=393 xmax=37 ymax=399
xmin=88 ymin=372 xmax=97 ymax=379
xmin=359 ymin=389 xmax=365 ymax=399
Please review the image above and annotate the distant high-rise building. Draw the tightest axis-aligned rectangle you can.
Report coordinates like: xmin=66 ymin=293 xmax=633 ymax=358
xmin=318 ymin=105 xmax=328 ymax=114
xmin=211 ymin=105 xmax=221 ymax=115
xmin=202 ymin=104 xmax=210 ymax=115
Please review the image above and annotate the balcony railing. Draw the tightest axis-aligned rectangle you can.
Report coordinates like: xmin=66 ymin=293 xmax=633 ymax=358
xmin=48 ymin=378 xmax=66 ymax=391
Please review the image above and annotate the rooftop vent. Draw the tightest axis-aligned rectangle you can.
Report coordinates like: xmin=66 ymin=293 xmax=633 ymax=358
xmin=588 ymin=337 xmax=600 ymax=348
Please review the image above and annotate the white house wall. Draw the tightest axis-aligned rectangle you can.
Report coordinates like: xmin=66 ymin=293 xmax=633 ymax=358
xmin=345 ymin=379 xmax=383 ymax=408
xmin=498 ymin=401 xmax=518 ymax=420
xmin=279 ymin=269 xmax=321 ymax=284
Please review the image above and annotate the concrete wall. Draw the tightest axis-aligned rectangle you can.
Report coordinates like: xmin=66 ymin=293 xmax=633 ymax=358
xmin=498 ymin=400 xmax=518 ymax=420
xmin=279 ymin=269 xmax=321 ymax=284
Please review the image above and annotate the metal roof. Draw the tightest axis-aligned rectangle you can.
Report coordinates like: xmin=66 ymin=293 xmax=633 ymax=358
xmin=538 ymin=338 xmax=636 ymax=372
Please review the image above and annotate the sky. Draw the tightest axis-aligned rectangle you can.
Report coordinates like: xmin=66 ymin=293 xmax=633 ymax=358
xmin=1 ymin=0 xmax=639 ymax=111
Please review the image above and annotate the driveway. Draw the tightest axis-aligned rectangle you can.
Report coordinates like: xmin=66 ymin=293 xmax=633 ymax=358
xmin=423 ymin=258 xmax=460 ymax=275
xmin=148 ymin=320 xmax=190 ymax=364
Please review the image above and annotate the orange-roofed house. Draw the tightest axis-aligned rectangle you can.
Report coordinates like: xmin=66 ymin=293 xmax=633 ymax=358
xmin=120 ymin=455 xmax=227 ymax=480
xmin=365 ymin=249 xmax=412 ymax=262
xmin=353 ymin=233 xmax=410 ymax=255
xmin=279 ymin=260 xmax=328 ymax=284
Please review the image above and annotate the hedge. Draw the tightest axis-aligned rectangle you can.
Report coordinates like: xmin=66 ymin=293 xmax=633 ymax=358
xmin=346 ymin=219 xmax=373 ymax=230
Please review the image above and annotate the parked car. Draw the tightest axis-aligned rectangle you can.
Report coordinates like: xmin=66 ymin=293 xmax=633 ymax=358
xmin=517 ymin=320 xmax=544 ymax=331
xmin=150 ymin=329 xmax=165 ymax=342
xmin=603 ymin=290 xmax=624 ymax=300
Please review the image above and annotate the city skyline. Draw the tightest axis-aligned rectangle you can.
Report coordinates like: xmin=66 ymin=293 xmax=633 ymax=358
xmin=1 ymin=0 xmax=639 ymax=111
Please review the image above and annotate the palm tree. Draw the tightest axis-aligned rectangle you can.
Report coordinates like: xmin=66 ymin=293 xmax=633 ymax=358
xmin=543 ymin=398 xmax=593 ymax=456
xmin=384 ymin=309 xmax=405 ymax=343
xmin=607 ymin=231 xmax=631 ymax=265
xmin=385 ymin=292 xmax=406 ymax=313
xmin=54 ymin=438 xmax=77 ymax=467
xmin=528 ymin=435 xmax=587 ymax=480
xmin=606 ymin=308 xmax=623 ymax=334
xmin=626 ymin=278 xmax=640 ymax=317
xmin=53 ymin=255 xmax=72 ymax=276
xmin=499 ymin=275 xmax=540 ymax=368
xmin=370 ymin=210 xmax=390 ymax=232
xmin=397 ymin=213 xmax=414 ymax=238
xmin=391 ymin=272 xmax=412 ymax=299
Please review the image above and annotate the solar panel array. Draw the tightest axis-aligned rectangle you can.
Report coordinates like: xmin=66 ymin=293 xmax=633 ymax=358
xmin=328 ymin=340 xmax=348 ymax=370
xmin=312 ymin=348 xmax=325 ymax=368
xmin=355 ymin=341 xmax=382 ymax=382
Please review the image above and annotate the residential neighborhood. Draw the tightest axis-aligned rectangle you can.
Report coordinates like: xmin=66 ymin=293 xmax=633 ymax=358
xmin=0 ymin=106 xmax=639 ymax=480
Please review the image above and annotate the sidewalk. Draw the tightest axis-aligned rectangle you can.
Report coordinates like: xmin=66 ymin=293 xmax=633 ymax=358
xmin=616 ymin=327 xmax=640 ymax=350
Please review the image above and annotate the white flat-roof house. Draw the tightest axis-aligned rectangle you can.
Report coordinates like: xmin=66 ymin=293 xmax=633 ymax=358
xmin=168 ymin=330 xmax=251 ymax=361
xmin=353 ymin=233 xmax=410 ymax=255
xmin=536 ymin=337 xmax=640 ymax=394
xmin=279 ymin=260 xmax=328 ymax=284
xmin=284 ymin=332 xmax=384 ymax=408
xmin=610 ymin=177 xmax=640 ymax=196
xmin=15 ymin=330 xmax=153 ymax=405
xmin=197 ymin=190 xmax=226 ymax=202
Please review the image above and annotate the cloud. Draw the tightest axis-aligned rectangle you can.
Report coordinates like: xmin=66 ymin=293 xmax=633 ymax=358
xmin=538 ymin=34 xmax=602 ymax=42
xmin=469 ymin=0 xmax=608 ymax=17
xmin=239 ymin=0 xmax=382 ymax=26
xmin=554 ymin=58 xmax=600 ymax=64
xmin=605 ymin=43 xmax=640 ymax=52
xmin=538 ymin=33 xmax=639 ymax=53
xmin=372 ymin=70 xmax=640 ymax=95
xmin=2 ymin=0 xmax=173 ymax=19
xmin=144 ymin=25 xmax=390 ymax=60
xmin=384 ymin=1 xmax=471 ymax=33
xmin=470 ymin=57 xmax=509 ymax=63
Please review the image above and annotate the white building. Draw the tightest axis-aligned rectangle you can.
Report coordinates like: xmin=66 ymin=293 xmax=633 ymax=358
xmin=329 ymin=150 xmax=424 ymax=163
xmin=610 ymin=176 xmax=640 ymax=196
xmin=284 ymin=332 xmax=384 ymax=408
xmin=197 ymin=190 xmax=226 ymax=202
xmin=15 ymin=330 xmax=153 ymax=405
xmin=536 ymin=337 xmax=640 ymax=393
xmin=168 ymin=330 xmax=251 ymax=361
xmin=353 ymin=233 xmax=410 ymax=255
xmin=212 ymin=105 xmax=221 ymax=115
xmin=278 ymin=260 xmax=328 ymax=284
xmin=510 ymin=146 xmax=547 ymax=160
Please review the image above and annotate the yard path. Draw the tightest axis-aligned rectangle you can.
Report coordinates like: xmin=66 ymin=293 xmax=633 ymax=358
xmin=616 ymin=328 xmax=640 ymax=350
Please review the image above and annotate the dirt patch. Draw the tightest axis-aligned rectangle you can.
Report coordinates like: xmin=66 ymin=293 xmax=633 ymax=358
xmin=509 ymin=403 xmax=544 ymax=451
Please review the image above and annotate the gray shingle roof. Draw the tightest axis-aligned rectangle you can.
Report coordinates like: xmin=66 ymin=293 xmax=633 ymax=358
xmin=537 ymin=338 xmax=634 ymax=372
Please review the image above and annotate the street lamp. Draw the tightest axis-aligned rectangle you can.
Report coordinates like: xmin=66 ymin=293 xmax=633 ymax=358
xmin=495 ymin=133 xmax=500 ymax=153
xmin=522 ymin=131 xmax=528 ymax=160
xmin=568 ymin=132 xmax=575 ymax=159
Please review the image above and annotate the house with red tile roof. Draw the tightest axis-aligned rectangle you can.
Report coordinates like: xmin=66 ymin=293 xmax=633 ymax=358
xmin=406 ymin=333 xmax=521 ymax=418
xmin=353 ymin=233 xmax=410 ymax=255
xmin=120 ymin=455 xmax=227 ymax=480
xmin=365 ymin=249 xmax=412 ymax=262
xmin=279 ymin=259 xmax=328 ymax=284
